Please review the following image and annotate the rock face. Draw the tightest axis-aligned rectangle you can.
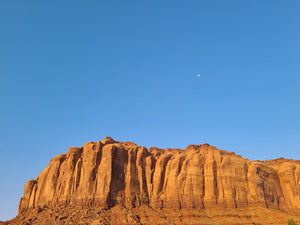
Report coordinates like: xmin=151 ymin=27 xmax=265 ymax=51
xmin=18 ymin=137 xmax=300 ymax=216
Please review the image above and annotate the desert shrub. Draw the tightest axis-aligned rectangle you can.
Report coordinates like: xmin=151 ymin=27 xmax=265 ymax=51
xmin=288 ymin=219 xmax=298 ymax=225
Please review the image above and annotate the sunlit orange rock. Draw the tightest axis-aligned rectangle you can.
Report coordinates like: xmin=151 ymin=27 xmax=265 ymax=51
xmin=18 ymin=137 xmax=300 ymax=218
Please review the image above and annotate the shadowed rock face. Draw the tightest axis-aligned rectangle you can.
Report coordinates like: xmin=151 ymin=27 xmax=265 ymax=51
xmin=18 ymin=137 xmax=300 ymax=216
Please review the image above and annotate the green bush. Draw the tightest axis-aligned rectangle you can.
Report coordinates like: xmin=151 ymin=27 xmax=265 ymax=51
xmin=288 ymin=219 xmax=298 ymax=225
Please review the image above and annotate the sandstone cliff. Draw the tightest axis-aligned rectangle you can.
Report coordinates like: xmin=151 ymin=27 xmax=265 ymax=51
xmin=18 ymin=137 xmax=300 ymax=217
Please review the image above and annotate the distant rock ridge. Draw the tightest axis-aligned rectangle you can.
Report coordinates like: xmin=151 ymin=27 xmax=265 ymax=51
xmin=18 ymin=137 xmax=300 ymax=216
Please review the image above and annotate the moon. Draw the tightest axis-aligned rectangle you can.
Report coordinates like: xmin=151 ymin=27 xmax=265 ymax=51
xmin=197 ymin=74 xmax=200 ymax=77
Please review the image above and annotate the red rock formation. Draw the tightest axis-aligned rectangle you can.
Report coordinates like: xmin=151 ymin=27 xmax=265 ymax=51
xmin=18 ymin=137 xmax=300 ymax=217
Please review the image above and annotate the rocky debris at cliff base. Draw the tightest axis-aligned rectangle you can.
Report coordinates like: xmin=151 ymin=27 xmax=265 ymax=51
xmin=3 ymin=205 xmax=300 ymax=225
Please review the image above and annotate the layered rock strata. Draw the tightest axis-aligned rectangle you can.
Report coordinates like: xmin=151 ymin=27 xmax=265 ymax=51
xmin=18 ymin=137 xmax=300 ymax=216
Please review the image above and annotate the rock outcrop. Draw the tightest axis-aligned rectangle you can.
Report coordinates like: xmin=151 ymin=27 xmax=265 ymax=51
xmin=18 ymin=137 xmax=300 ymax=217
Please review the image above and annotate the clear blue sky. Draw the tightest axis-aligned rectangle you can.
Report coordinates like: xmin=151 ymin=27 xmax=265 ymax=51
xmin=0 ymin=0 xmax=299 ymax=221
